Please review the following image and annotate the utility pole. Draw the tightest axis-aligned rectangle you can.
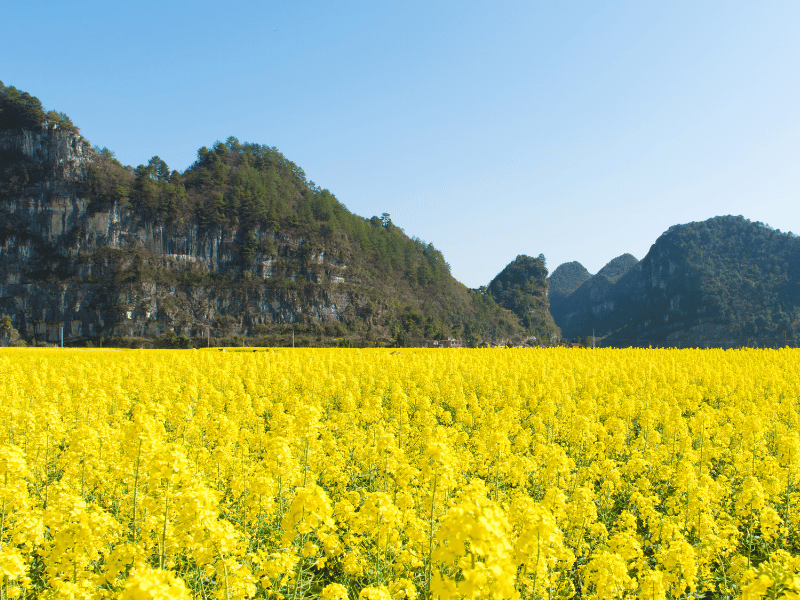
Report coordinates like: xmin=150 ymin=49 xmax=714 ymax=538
xmin=592 ymin=329 xmax=595 ymax=349
xmin=60 ymin=326 xmax=63 ymax=348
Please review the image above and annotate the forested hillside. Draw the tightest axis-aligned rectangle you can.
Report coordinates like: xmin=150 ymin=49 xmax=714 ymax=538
xmin=610 ymin=216 xmax=800 ymax=344
xmin=1 ymin=82 xmax=556 ymax=347
xmin=487 ymin=254 xmax=558 ymax=343
xmin=85 ymin=137 xmax=547 ymax=345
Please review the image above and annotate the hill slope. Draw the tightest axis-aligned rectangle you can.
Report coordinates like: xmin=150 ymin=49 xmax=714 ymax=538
xmin=487 ymin=254 xmax=559 ymax=343
xmin=0 ymin=82 xmax=553 ymax=347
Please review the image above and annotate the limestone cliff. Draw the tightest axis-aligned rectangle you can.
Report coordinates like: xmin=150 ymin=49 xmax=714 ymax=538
xmin=487 ymin=254 xmax=559 ymax=342
xmin=0 ymin=127 xmax=360 ymax=344
xmin=0 ymin=125 xmax=92 ymax=181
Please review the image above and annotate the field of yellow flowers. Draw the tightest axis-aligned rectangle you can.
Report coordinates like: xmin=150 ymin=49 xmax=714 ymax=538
xmin=1 ymin=347 xmax=799 ymax=600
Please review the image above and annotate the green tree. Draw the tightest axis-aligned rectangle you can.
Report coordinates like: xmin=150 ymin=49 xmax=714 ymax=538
xmin=0 ymin=314 xmax=20 ymax=346
xmin=0 ymin=83 xmax=46 ymax=130
xmin=148 ymin=156 xmax=170 ymax=182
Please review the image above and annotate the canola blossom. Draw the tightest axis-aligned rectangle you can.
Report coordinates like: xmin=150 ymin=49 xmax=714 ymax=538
xmin=1 ymin=346 xmax=799 ymax=599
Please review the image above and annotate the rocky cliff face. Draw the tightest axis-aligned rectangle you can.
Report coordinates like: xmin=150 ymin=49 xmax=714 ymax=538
xmin=604 ymin=231 xmax=733 ymax=346
xmin=487 ymin=254 xmax=559 ymax=341
xmin=0 ymin=128 xmax=358 ymax=344
xmin=0 ymin=125 xmax=93 ymax=181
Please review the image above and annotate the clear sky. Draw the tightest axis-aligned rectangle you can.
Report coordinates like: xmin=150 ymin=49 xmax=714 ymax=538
xmin=3 ymin=1 xmax=799 ymax=287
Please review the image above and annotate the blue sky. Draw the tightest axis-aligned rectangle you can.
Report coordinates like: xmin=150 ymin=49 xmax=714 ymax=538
xmin=3 ymin=1 xmax=799 ymax=287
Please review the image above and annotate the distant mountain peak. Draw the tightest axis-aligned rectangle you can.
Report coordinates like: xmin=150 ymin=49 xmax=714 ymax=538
xmin=549 ymin=261 xmax=591 ymax=299
xmin=549 ymin=215 xmax=800 ymax=346
xmin=596 ymin=253 xmax=638 ymax=281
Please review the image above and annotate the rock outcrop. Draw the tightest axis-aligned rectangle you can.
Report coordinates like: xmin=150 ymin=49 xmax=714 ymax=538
xmin=0 ymin=125 xmax=92 ymax=181
xmin=0 ymin=127 xmax=358 ymax=344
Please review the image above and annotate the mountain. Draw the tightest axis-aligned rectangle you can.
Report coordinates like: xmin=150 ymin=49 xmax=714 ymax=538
xmin=549 ymin=261 xmax=591 ymax=298
xmin=548 ymin=261 xmax=590 ymax=325
xmin=0 ymin=82 xmax=553 ymax=347
xmin=486 ymin=254 xmax=559 ymax=344
xmin=595 ymin=253 xmax=638 ymax=281
xmin=549 ymin=254 xmax=638 ymax=339
xmin=550 ymin=217 xmax=800 ymax=347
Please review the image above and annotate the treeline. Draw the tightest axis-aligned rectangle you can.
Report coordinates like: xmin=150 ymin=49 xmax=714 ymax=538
xmin=0 ymin=81 xmax=78 ymax=132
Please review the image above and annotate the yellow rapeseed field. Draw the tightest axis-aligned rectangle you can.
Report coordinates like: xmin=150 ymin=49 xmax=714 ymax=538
xmin=1 ymin=347 xmax=799 ymax=600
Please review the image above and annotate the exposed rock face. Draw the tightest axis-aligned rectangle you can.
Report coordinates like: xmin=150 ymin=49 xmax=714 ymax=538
xmin=603 ymin=233 xmax=730 ymax=346
xmin=0 ymin=128 xmax=357 ymax=343
xmin=0 ymin=125 xmax=93 ymax=181
xmin=553 ymin=242 xmax=723 ymax=344
xmin=552 ymin=244 xmax=734 ymax=344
